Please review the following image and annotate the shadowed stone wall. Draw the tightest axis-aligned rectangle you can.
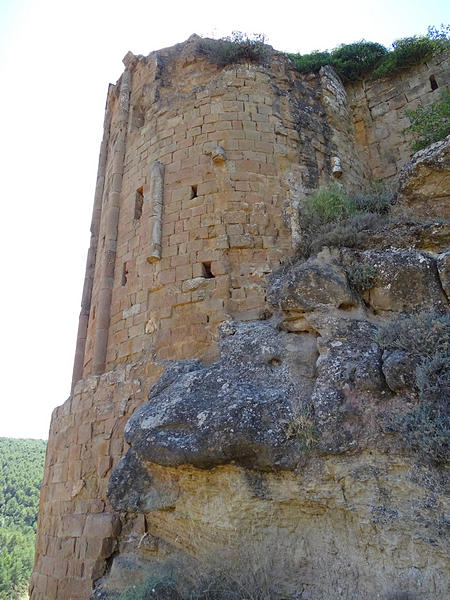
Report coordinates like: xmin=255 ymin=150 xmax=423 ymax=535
xmin=347 ymin=54 xmax=449 ymax=180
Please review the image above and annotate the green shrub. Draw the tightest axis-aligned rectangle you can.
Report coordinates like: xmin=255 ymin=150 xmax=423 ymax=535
xmin=287 ymin=50 xmax=331 ymax=73
xmin=306 ymin=212 xmax=393 ymax=257
xmin=403 ymin=87 xmax=450 ymax=152
xmin=288 ymin=41 xmax=387 ymax=81
xmin=351 ymin=182 xmax=394 ymax=214
xmin=197 ymin=32 xmax=269 ymax=67
xmin=298 ymin=183 xmax=395 ymax=257
xmin=303 ymin=183 xmax=356 ymax=225
xmin=373 ymin=36 xmax=436 ymax=78
xmin=415 ymin=352 xmax=450 ymax=402
xmin=374 ymin=26 xmax=449 ymax=79
xmin=346 ymin=263 xmax=378 ymax=293
xmin=331 ymin=41 xmax=388 ymax=81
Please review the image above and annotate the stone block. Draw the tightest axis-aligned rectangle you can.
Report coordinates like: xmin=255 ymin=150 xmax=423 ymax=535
xmin=84 ymin=512 xmax=121 ymax=538
xmin=45 ymin=576 xmax=58 ymax=596
xmin=59 ymin=514 xmax=85 ymax=538
xmin=229 ymin=234 xmax=254 ymax=248
xmin=77 ymin=423 xmax=92 ymax=444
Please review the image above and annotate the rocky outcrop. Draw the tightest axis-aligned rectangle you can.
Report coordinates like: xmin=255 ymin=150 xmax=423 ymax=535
xmin=395 ymin=134 xmax=450 ymax=218
xmin=346 ymin=248 xmax=447 ymax=314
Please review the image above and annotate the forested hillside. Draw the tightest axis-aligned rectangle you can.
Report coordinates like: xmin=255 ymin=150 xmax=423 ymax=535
xmin=0 ymin=438 xmax=46 ymax=600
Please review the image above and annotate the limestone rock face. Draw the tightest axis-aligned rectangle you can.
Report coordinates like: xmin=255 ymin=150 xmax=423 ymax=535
xmin=395 ymin=134 xmax=450 ymax=218
xmin=111 ymin=322 xmax=317 ymax=481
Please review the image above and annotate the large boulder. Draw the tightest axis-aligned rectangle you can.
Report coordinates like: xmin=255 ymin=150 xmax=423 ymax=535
xmin=360 ymin=249 xmax=447 ymax=313
xmin=267 ymin=254 xmax=357 ymax=313
xmin=109 ymin=322 xmax=318 ymax=505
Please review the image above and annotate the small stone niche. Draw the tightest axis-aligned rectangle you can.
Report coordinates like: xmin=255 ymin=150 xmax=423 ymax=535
xmin=132 ymin=104 xmax=145 ymax=129
xmin=134 ymin=187 xmax=143 ymax=221
xmin=122 ymin=262 xmax=128 ymax=286
xmin=201 ymin=262 xmax=214 ymax=279
xmin=191 ymin=185 xmax=198 ymax=199
xmin=429 ymin=75 xmax=438 ymax=91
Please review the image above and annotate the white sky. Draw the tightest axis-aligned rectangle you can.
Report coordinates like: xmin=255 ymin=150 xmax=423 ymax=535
xmin=0 ymin=0 xmax=448 ymax=440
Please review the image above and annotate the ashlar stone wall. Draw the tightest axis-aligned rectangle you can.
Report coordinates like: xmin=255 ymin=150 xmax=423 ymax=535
xmin=347 ymin=53 xmax=449 ymax=180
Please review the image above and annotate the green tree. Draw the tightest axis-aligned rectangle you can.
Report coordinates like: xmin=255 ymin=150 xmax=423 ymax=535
xmin=0 ymin=438 xmax=46 ymax=599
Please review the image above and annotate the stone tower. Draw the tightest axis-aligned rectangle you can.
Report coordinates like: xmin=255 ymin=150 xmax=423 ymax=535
xmin=30 ymin=35 xmax=449 ymax=600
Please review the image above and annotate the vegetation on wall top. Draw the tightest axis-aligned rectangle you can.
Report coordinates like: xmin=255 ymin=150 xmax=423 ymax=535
xmin=197 ymin=32 xmax=269 ymax=67
xmin=287 ymin=25 xmax=450 ymax=82
xmin=196 ymin=26 xmax=449 ymax=83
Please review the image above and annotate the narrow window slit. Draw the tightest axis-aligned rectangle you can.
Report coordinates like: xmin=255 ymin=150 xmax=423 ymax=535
xmin=190 ymin=185 xmax=198 ymax=199
xmin=134 ymin=187 xmax=143 ymax=220
xmin=122 ymin=262 xmax=128 ymax=286
xmin=429 ymin=75 xmax=438 ymax=91
xmin=202 ymin=262 xmax=214 ymax=279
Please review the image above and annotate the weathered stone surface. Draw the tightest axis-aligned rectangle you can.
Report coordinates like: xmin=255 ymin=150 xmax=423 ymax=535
xmin=345 ymin=220 xmax=450 ymax=253
xmin=361 ymin=249 xmax=447 ymax=313
xmin=381 ymin=349 xmax=418 ymax=393
xmin=307 ymin=316 xmax=388 ymax=454
xmin=100 ymin=453 xmax=449 ymax=600
xmin=116 ymin=322 xmax=317 ymax=477
xmin=267 ymin=254 xmax=357 ymax=313
xmin=437 ymin=249 xmax=450 ymax=299
xmin=107 ymin=449 xmax=180 ymax=512
xmin=347 ymin=55 xmax=450 ymax=181
xmin=396 ymin=134 xmax=450 ymax=218
xmin=332 ymin=220 xmax=450 ymax=257
xmin=84 ymin=513 xmax=121 ymax=539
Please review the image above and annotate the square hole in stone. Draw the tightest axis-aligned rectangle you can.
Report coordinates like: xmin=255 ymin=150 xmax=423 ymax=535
xmin=191 ymin=185 xmax=198 ymax=199
xmin=201 ymin=262 xmax=214 ymax=279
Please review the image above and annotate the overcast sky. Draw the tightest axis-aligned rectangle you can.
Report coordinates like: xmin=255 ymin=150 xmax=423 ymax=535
xmin=0 ymin=0 xmax=448 ymax=440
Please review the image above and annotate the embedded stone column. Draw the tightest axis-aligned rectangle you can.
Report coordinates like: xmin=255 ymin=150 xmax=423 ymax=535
xmin=93 ymin=69 xmax=132 ymax=375
xmin=71 ymin=93 xmax=112 ymax=390
xmin=147 ymin=160 xmax=165 ymax=263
